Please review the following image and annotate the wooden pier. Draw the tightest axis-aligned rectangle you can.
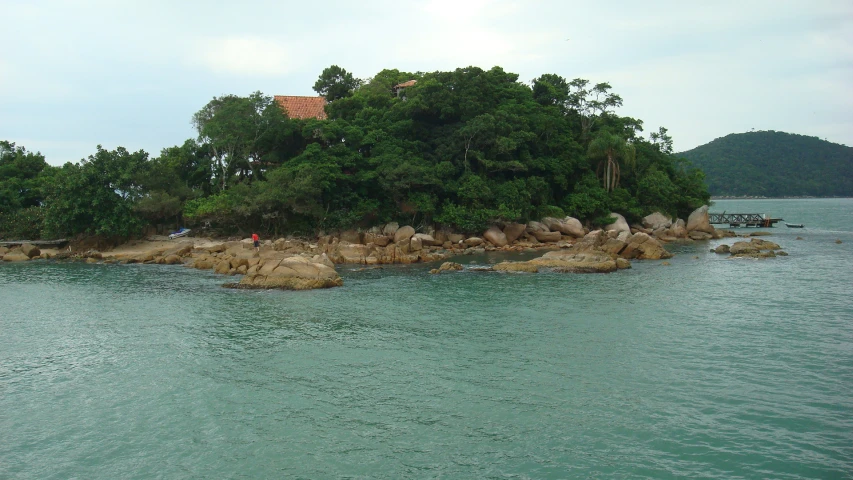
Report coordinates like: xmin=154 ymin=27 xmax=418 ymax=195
xmin=708 ymin=213 xmax=783 ymax=228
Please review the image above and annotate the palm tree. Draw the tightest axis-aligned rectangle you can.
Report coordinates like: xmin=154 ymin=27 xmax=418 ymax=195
xmin=588 ymin=131 xmax=635 ymax=192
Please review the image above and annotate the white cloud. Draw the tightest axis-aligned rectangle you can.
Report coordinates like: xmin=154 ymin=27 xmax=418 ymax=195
xmin=189 ymin=36 xmax=304 ymax=77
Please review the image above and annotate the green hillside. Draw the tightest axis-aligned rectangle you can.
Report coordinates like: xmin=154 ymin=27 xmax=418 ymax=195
xmin=679 ymin=131 xmax=853 ymax=197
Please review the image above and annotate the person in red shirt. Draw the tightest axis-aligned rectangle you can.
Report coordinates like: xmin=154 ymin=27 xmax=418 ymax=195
xmin=252 ymin=233 xmax=260 ymax=252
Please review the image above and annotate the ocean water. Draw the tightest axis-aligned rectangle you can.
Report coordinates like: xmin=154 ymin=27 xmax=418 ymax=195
xmin=1 ymin=199 xmax=852 ymax=479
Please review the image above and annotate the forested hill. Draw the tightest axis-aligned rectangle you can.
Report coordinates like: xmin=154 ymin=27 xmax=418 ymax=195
xmin=679 ymin=131 xmax=853 ymax=197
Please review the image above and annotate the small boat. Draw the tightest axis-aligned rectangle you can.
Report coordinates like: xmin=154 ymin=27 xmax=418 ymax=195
xmin=785 ymin=223 xmax=804 ymax=228
xmin=169 ymin=228 xmax=191 ymax=239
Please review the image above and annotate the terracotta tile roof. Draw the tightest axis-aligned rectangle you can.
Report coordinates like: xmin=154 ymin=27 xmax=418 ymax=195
xmin=274 ymin=95 xmax=327 ymax=120
xmin=394 ymin=80 xmax=417 ymax=89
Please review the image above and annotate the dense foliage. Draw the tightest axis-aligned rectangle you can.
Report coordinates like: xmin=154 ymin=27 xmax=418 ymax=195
xmin=1 ymin=66 xmax=710 ymax=240
xmin=679 ymin=131 xmax=853 ymax=197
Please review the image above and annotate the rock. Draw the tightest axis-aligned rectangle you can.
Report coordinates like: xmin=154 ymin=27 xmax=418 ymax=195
xmin=464 ymin=237 xmax=484 ymax=247
xmin=311 ymin=253 xmax=335 ymax=268
xmin=383 ymin=222 xmax=400 ymax=236
xmin=447 ymin=233 xmax=465 ymax=243
xmin=332 ymin=243 xmax=370 ymax=264
xmin=661 ymin=261 xmax=671 ymax=266
xmin=20 ymin=243 xmax=41 ymax=258
xmin=163 ymin=254 xmax=182 ymax=265
xmin=233 ymin=256 xmax=343 ymax=290
xmin=604 ymin=213 xmax=630 ymax=235
xmin=214 ymin=260 xmax=232 ymax=274
xmin=529 ymin=250 xmax=618 ymax=273
xmin=373 ymin=236 xmax=391 ymax=247
xmin=339 ymin=230 xmax=364 ymax=244
xmin=532 ymin=230 xmax=561 ymax=243
xmin=2 ymin=251 xmax=30 ymax=262
xmin=601 ymin=238 xmax=627 ymax=255
xmin=643 ymin=212 xmax=672 ymax=230
xmin=493 ymin=262 xmax=538 ymax=273
xmin=572 ymin=230 xmax=608 ymax=251
xmin=686 ymin=205 xmax=714 ymax=233
xmin=749 ymin=238 xmax=781 ymax=250
xmin=633 ymin=235 xmax=672 ymax=260
xmin=192 ymin=259 xmax=216 ymax=270
xmin=483 ymin=226 xmax=508 ymax=247
xmin=688 ymin=231 xmax=713 ymax=241
xmin=713 ymin=244 xmax=730 ymax=254
xmin=670 ymin=219 xmax=687 ymax=238
xmin=163 ymin=244 xmax=193 ymax=257
xmin=748 ymin=231 xmax=773 ymax=237
xmin=836 ymin=239 xmax=843 ymax=244
xmin=413 ymin=233 xmax=436 ymax=246
xmin=433 ymin=262 xmax=463 ymax=273
xmin=85 ymin=257 xmax=99 ymax=264
xmin=502 ymin=223 xmax=527 ymax=243
xmin=561 ymin=217 xmax=585 ymax=237
xmin=615 ymin=258 xmax=632 ymax=269
xmin=394 ymin=225 xmax=415 ymax=243
xmin=728 ymin=241 xmax=759 ymax=255
xmin=0 ymin=246 xmax=8 ymax=256
xmin=777 ymin=251 xmax=789 ymax=256
xmin=526 ymin=221 xmax=549 ymax=233
xmin=796 ymin=236 xmax=803 ymax=240
xmin=409 ymin=236 xmax=423 ymax=252
xmin=207 ymin=243 xmax=227 ymax=253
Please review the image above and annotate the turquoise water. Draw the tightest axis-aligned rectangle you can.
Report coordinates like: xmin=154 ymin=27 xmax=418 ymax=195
xmin=2 ymin=199 xmax=852 ymax=479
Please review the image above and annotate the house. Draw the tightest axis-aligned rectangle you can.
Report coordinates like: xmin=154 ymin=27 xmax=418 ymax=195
xmin=392 ymin=80 xmax=417 ymax=97
xmin=274 ymin=95 xmax=328 ymax=120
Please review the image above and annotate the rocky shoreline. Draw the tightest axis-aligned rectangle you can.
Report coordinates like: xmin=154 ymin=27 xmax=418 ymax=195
xmin=1 ymin=205 xmax=786 ymax=290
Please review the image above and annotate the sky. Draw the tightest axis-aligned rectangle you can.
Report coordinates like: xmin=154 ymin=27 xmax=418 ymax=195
xmin=2 ymin=0 xmax=851 ymax=166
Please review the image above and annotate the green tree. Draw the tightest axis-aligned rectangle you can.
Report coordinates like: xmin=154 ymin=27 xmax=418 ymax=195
xmin=313 ymin=65 xmax=362 ymax=101
xmin=42 ymin=146 xmax=148 ymax=238
xmin=588 ymin=130 xmax=635 ymax=192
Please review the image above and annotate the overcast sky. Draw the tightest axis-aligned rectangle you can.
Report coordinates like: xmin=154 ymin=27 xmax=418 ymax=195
xmin=2 ymin=0 xmax=851 ymax=166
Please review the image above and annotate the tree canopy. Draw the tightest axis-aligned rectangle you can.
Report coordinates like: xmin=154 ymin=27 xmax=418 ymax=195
xmin=1 ymin=65 xmax=711 ymax=241
xmin=679 ymin=131 xmax=853 ymax=197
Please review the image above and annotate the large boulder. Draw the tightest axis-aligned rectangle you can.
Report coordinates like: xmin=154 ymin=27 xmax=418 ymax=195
xmin=413 ymin=233 xmax=437 ymax=246
xmin=483 ymin=226 xmax=508 ymax=247
xmin=20 ymin=243 xmax=41 ymax=258
xmin=394 ymin=225 xmax=416 ymax=243
xmin=628 ymin=233 xmax=673 ymax=260
xmin=604 ymin=213 xmax=630 ymax=235
xmin=2 ymin=249 xmax=30 ymax=262
xmin=383 ymin=222 xmax=400 ymax=236
xmin=643 ymin=212 xmax=672 ymax=230
xmin=532 ymin=230 xmax=562 ymax=243
xmin=464 ymin=237 xmax=484 ymax=247
xmin=686 ymin=205 xmax=714 ymax=233
xmin=572 ymin=230 xmax=608 ymax=252
xmin=526 ymin=221 xmax=549 ymax=233
xmin=529 ymin=250 xmax=618 ymax=273
xmin=542 ymin=217 xmax=585 ymax=237
xmin=339 ymin=230 xmax=364 ymax=244
xmin=670 ymin=219 xmax=687 ymax=238
xmin=330 ymin=243 xmax=370 ymax=264
xmin=233 ymin=256 xmax=343 ymax=290
xmin=502 ymin=223 xmax=527 ymax=243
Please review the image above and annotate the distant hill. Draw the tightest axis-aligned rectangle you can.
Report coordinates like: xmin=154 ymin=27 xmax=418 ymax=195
xmin=678 ymin=131 xmax=853 ymax=197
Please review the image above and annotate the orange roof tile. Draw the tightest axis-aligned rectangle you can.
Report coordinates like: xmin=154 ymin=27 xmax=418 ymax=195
xmin=394 ymin=80 xmax=417 ymax=89
xmin=274 ymin=95 xmax=328 ymax=120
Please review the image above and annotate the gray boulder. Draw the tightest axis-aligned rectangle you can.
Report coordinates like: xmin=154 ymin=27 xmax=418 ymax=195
xmin=643 ymin=212 xmax=672 ymax=230
xmin=483 ymin=226 xmax=508 ymax=247
xmin=394 ymin=225 xmax=416 ymax=243
xmin=604 ymin=213 xmax=630 ymax=235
